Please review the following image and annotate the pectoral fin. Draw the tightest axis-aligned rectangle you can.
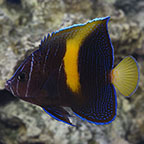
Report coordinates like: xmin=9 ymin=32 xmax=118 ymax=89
xmin=43 ymin=106 xmax=74 ymax=126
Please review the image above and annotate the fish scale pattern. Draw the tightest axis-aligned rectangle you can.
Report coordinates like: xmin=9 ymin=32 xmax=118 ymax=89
xmin=72 ymin=19 xmax=117 ymax=124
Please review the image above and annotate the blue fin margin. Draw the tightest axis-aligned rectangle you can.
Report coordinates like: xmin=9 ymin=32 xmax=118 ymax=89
xmin=43 ymin=107 xmax=75 ymax=126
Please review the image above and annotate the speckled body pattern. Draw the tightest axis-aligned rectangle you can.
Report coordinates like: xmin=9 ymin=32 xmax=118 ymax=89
xmin=5 ymin=17 xmax=117 ymax=125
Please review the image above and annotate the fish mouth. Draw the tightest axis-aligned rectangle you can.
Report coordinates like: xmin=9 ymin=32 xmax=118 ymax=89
xmin=5 ymin=81 xmax=15 ymax=96
xmin=5 ymin=81 xmax=11 ymax=92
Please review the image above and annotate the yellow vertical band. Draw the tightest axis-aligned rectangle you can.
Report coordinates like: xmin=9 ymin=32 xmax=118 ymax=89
xmin=63 ymin=20 xmax=103 ymax=93
xmin=64 ymin=38 xmax=81 ymax=93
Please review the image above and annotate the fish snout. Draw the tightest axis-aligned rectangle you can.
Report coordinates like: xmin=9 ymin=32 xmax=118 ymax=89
xmin=5 ymin=80 xmax=11 ymax=92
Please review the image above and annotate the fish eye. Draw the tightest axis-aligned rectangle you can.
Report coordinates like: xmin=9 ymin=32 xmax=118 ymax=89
xmin=17 ymin=72 xmax=26 ymax=82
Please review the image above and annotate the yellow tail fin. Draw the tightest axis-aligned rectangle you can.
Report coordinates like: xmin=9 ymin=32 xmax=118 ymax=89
xmin=111 ymin=56 xmax=140 ymax=97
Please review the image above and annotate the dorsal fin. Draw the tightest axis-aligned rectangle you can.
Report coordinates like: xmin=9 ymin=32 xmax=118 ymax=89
xmin=54 ymin=16 xmax=110 ymax=40
xmin=40 ymin=16 xmax=110 ymax=49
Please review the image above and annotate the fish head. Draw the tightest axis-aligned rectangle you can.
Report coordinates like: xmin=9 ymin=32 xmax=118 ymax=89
xmin=5 ymin=53 xmax=44 ymax=101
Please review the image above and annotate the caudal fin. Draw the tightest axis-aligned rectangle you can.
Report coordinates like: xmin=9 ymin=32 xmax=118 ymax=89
xmin=111 ymin=56 xmax=140 ymax=97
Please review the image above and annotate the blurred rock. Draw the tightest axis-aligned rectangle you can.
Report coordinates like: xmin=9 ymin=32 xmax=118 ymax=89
xmin=114 ymin=0 xmax=143 ymax=14
xmin=0 ymin=0 xmax=4 ymax=5
xmin=112 ymin=137 xmax=131 ymax=144
xmin=0 ymin=111 xmax=26 ymax=144
xmin=115 ymin=0 xmax=134 ymax=13
xmin=109 ymin=20 xmax=144 ymax=62
xmin=115 ymin=0 xmax=144 ymax=28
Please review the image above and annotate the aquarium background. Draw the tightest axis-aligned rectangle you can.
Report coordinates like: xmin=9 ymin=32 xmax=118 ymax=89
xmin=0 ymin=0 xmax=144 ymax=144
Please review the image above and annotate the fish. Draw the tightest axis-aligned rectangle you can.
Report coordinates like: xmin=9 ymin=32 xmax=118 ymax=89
xmin=5 ymin=16 xmax=140 ymax=126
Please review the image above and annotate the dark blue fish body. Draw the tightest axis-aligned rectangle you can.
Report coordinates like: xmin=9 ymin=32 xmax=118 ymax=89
xmin=5 ymin=17 xmax=140 ymax=126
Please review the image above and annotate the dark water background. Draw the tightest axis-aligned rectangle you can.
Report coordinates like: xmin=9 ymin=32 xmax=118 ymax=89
xmin=0 ymin=0 xmax=144 ymax=144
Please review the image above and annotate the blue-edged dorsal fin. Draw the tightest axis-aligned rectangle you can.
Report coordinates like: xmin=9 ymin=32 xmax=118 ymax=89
xmin=54 ymin=16 xmax=110 ymax=40
xmin=43 ymin=106 xmax=74 ymax=126
xmin=40 ymin=16 xmax=111 ymax=49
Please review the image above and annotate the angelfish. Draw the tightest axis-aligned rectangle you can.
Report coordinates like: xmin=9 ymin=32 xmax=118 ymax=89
xmin=5 ymin=17 xmax=140 ymax=126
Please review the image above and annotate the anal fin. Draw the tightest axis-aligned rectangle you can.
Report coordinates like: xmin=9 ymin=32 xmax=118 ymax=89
xmin=71 ymin=84 xmax=117 ymax=125
xmin=43 ymin=106 xmax=74 ymax=126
